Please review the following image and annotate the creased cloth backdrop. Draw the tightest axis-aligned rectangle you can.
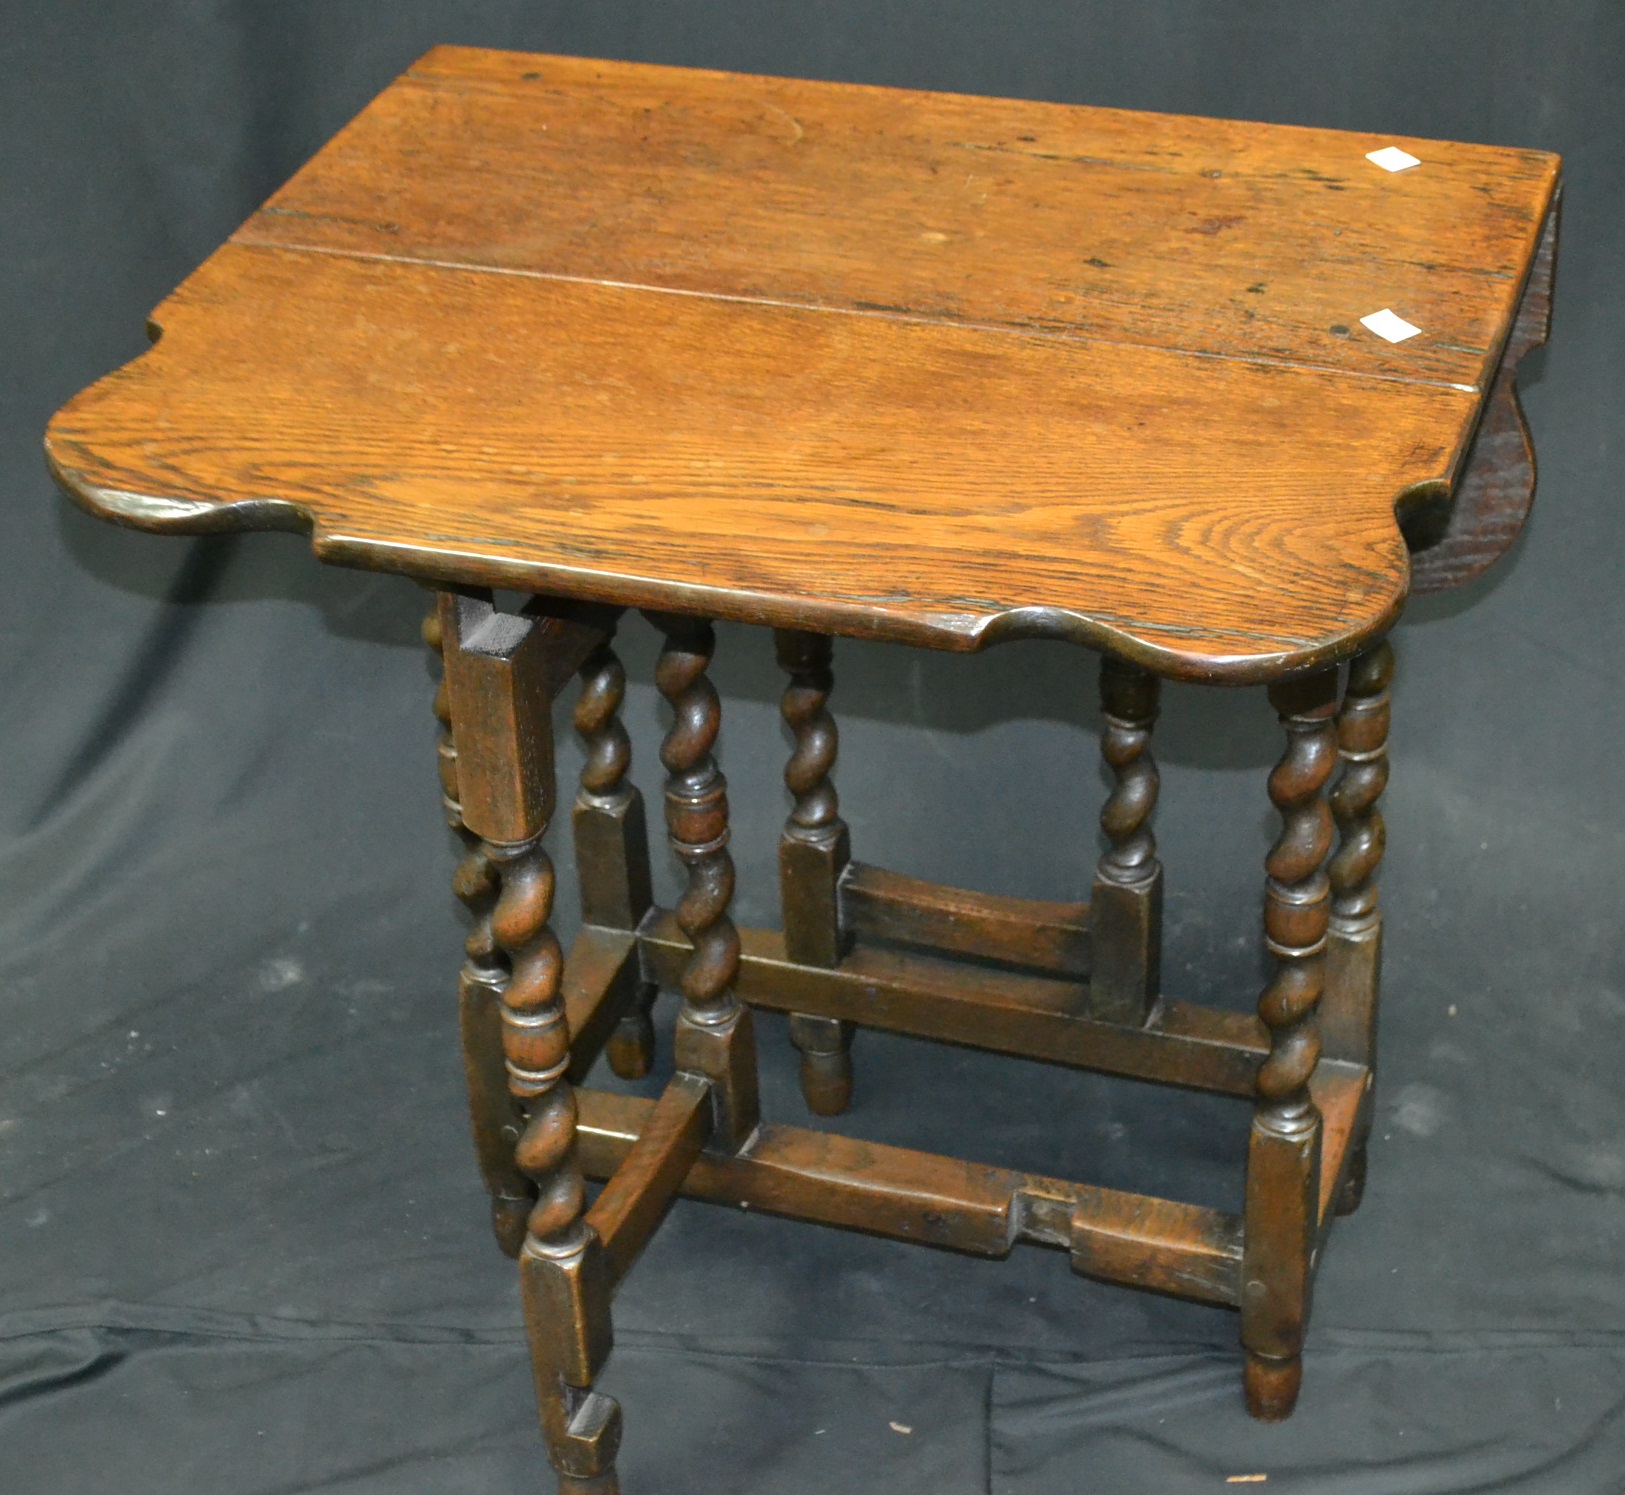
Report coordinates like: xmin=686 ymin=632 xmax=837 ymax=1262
xmin=4 ymin=3 xmax=1623 ymax=1491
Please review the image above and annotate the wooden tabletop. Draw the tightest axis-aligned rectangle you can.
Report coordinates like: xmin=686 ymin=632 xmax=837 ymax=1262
xmin=47 ymin=48 xmax=1559 ymax=680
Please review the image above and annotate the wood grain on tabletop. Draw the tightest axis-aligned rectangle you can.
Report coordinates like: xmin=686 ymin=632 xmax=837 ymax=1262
xmin=45 ymin=47 xmax=1559 ymax=679
xmin=249 ymin=47 xmax=1556 ymax=394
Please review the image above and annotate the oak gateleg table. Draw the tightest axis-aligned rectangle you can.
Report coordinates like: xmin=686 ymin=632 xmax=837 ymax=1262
xmin=46 ymin=47 xmax=1558 ymax=1493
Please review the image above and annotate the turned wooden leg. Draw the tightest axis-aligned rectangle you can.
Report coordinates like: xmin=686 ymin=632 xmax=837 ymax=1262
xmin=1241 ymin=668 xmax=1338 ymax=1422
xmin=645 ymin=611 xmax=761 ymax=1152
xmin=775 ymin=629 xmax=854 ymax=1115
xmin=439 ymin=592 xmax=622 ymax=1494
xmin=425 ymin=599 xmax=534 ymax=1258
xmin=491 ymin=835 xmax=621 ymax=1494
xmin=573 ymin=633 xmax=658 ymax=1080
xmin=1090 ymin=657 xmax=1163 ymax=1024
xmin=1325 ymin=640 xmax=1394 ymax=1216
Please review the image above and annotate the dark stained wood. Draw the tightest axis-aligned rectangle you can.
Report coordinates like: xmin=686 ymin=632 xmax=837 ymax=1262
xmin=422 ymin=602 xmax=464 ymax=827
xmin=1410 ymin=201 xmax=1560 ymax=593
xmin=427 ymin=598 xmax=534 ymax=1258
xmin=1070 ymin=1190 xmax=1242 ymax=1307
xmin=518 ymin=1227 xmax=621 ymax=1485
xmin=579 ymin=1085 xmax=1240 ymax=1303
xmin=487 ymin=838 xmax=593 ymax=1255
xmin=841 ymin=862 xmax=1092 ymax=978
xmin=786 ymin=1013 xmax=854 ymax=1117
xmin=559 ymin=927 xmax=642 ymax=1085
xmin=439 ymin=595 xmax=623 ymax=1491
xmin=1324 ymin=640 xmax=1394 ymax=1215
xmin=1241 ymin=669 xmax=1339 ymax=1423
xmin=776 ymin=630 xmax=850 ymax=967
xmin=438 ymin=591 xmax=556 ymax=845
xmin=1309 ymin=1061 xmax=1373 ymax=1240
xmin=775 ymin=629 xmax=855 ymax=1115
xmin=1090 ymin=657 xmax=1162 ymax=1023
xmin=602 ymin=1001 xmax=657 ymax=1086
xmin=572 ymin=633 xmax=653 ymax=930
xmin=454 ymin=837 xmax=536 ymax=1254
xmin=645 ymin=613 xmax=761 ymax=1151
xmin=639 ymin=911 xmax=1266 ymax=1095
xmin=580 ymin=1085 xmax=1013 ymax=1254
xmin=585 ymin=1073 xmax=713 ymax=1284
xmin=438 ymin=591 xmax=607 ymax=844
xmin=571 ymin=632 xmax=658 ymax=1079
xmin=1323 ymin=642 xmax=1392 ymax=1069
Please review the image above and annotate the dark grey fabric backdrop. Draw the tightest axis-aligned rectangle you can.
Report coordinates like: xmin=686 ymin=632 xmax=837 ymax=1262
xmin=3 ymin=3 xmax=1623 ymax=1491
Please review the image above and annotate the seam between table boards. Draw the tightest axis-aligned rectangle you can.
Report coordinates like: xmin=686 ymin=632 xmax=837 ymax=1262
xmin=225 ymin=234 xmax=1486 ymax=396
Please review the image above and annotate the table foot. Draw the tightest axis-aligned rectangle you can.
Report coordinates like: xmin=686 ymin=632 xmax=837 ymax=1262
xmin=1335 ymin=1136 xmax=1369 ymax=1217
xmin=604 ymin=998 xmax=657 ymax=1080
xmin=1243 ymin=1349 xmax=1302 ymax=1421
xmin=482 ymin=1196 xmax=526 ymax=1259
xmin=789 ymin=1013 xmax=854 ymax=1115
xmin=558 ymin=1474 xmax=620 ymax=1495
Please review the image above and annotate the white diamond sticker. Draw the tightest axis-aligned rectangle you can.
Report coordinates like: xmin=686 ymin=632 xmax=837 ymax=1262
xmin=1366 ymin=146 xmax=1421 ymax=172
xmin=1360 ymin=308 xmax=1422 ymax=343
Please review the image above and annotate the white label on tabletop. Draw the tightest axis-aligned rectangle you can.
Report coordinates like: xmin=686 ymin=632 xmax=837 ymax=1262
xmin=1366 ymin=146 xmax=1421 ymax=172
xmin=1359 ymin=308 xmax=1422 ymax=343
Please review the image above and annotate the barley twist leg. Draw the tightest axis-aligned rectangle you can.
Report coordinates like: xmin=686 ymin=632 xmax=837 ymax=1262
xmin=1241 ymin=668 xmax=1339 ymax=1421
xmin=425 ymin=600 xmax=534 ymax=1257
